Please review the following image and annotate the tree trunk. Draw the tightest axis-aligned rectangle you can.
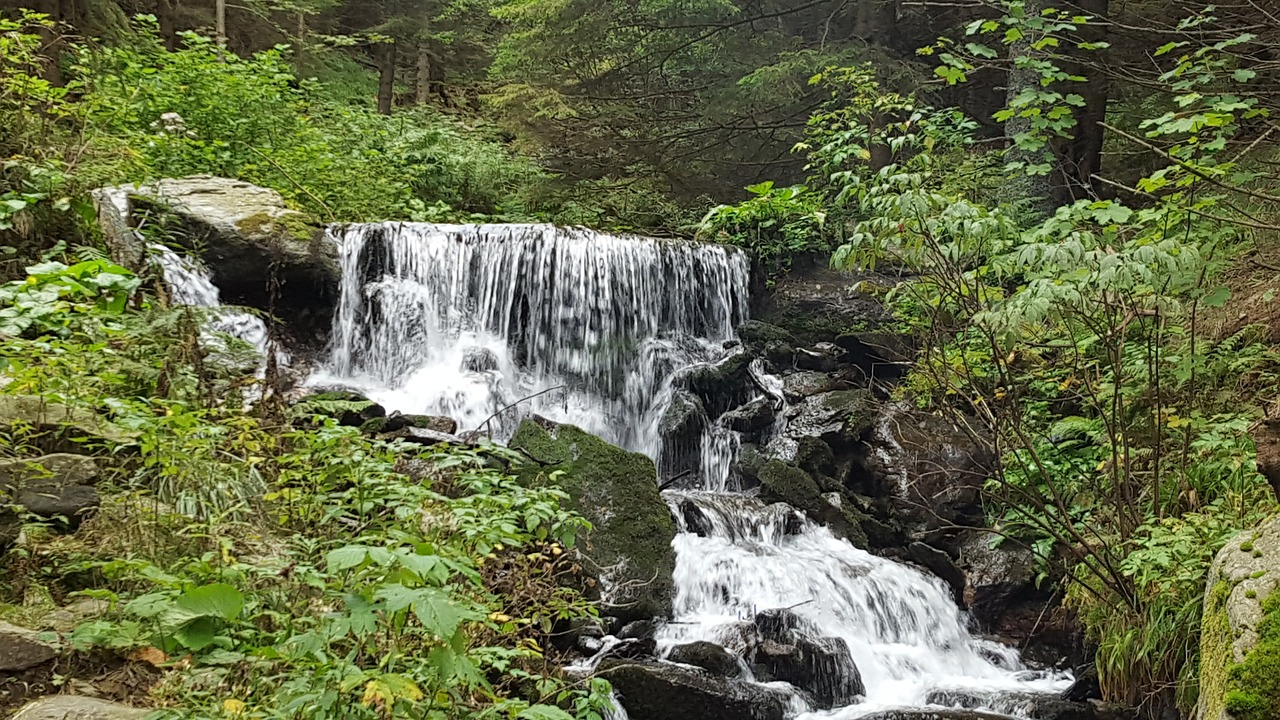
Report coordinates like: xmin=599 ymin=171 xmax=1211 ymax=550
xmin=999 ymin=0 xmax=1057 ymax=220
xmin=415 ymin=41 xmax=432 ymax=105
xmin=157 ymin=0 xmax=178 ymax=51
xmin=854 ymin=0 xmax=897 ymax=42
xmin=215 ymin=0 xmax=227 ymax=48
xmin=377 ymin=41 xmax=396 ymax=115
xmin=35 ymin=0 xmax=64 ymax=86
xmin=1063 ymin=0 xmax=1110 ymax=200
xmin=294 ymin=12 xmax=307 ymax=72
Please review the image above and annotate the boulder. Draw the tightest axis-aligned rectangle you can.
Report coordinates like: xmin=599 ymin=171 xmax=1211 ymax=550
xmin=781 ymin=390 xmax=875 ymax=453
xmin=908 ymin=541 xmax=966 ymax=607
xmin=1198 ymin=514 xmax=1280 ymax=720
xmin=757 ymin=460 xmax=867 ymax=547
xmin=755 ymin=634 xmax=863 ymax=708
xmin=9 ymin=696 xmax=149 ymax=720
xmin=598 ymin=658 xmax=789 ymax=720
xmin=858 ymin=405 xmax=993 ymax=532
xmin=782 ymin=371 xmax=847 ymax=401
xmin=794 ymin=343 xmax=846 ymax=372
xmin=293 ymin=390 xmax=386 ymax=427
xmin=924 ymin=688 xmax=1108 ymax=720
xmin=380 ymin=413 xmax=457 ymax=435
xmin=0 ymin=396 xmax=134 ymax=452
xmin=858 ymin=711 xmax=1022 ymax=720
xmin=677 ymin=351 xmax=755 ymax=418
xmin=0 ymin=454 xmax=100 ymax=492
xmin=666 ymin=641 xmax=742 ymax=677
xmin=16 ymin=484 xmax=100 ymax=528
xmin=751 ymin=608 xmax=863 ymax=709
xmin=657 ymin=390 xmax=708 ymax=483
xmin=959 ymin=534 xmax=1038 ymax=630
xmin=737 ymin=320 xmax=797 ymax=350
xmin=111 ymin=176 xmax=340 ymax=327
xmin=509 ymin=418 xmax=677 ymax=622
xmin=722 ymin=398 xmax=776 ymax=435
xmin=0 ymin=621 xmax=58 ymax=671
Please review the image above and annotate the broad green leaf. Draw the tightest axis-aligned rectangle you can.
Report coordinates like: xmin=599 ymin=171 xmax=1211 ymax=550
xmin=173 ymin=583 xmax=244 ymax=622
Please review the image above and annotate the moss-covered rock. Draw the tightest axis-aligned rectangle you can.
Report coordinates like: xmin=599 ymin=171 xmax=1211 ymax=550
xmin=1198 ymin=514 xmax=1280 ymax=720
xmin=0 ymin=396 xmax=134 ymax=453
xmin=293 ymin=390 xmax=386 ymax=427
xmin=509 ymin=418 xmax=677 ymax=622
xmin=757 ymin=460 xmax=867 ymax=548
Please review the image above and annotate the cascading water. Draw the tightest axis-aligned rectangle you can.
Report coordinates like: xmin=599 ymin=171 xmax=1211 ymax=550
xmin=316 ymin=222 xmax=748 ymax=455
xmin=152 ymin=245 xmax=286 ymax=367
xmin=315 ymin=222 xmax=1071 ymax=718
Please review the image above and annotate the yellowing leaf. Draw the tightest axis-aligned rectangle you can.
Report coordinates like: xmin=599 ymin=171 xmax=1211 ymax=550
xmin=221 ymin=699 xmax=246 ymax=716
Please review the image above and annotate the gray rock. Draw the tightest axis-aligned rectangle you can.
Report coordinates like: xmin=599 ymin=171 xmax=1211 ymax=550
xmin=379 ymin=413 xmax=458 ymax=435
xmin=294 ymin=390 xmax=386 ymax=427
xmin=618 ymin=619 xmax=658 ymax=640
xmin=756 ymin=634 xmax=863 ymax=708
xmin=0 ymin=396 xmax=134 ymax=451
xmin=0 ymin=454 xmax=100 ymax=492
xmin=908 ymin=541 xmax=966 ymax=606
xmin=0 ymin=621 xmax=58 ymax=671
xmin=757 ymin=460 xmax=867 ymax=547
xmin=857 ymin=711 xmax=1015 ymax=720
xmin=959 ymin=534 xmax=1037 ymax=629
xmin=16 ymin=483 xmax=100 ymax=526
xmin=105 ymin=176 xmax=340 ymax=326
xmin=782 ymin=371 xmax=845 ymax=401
xmin=737 ymin=320 xmax=797 ymax=350
xmin=9 ymin=696 xmax=149 ymax=720
xmin=754 ymin=256 xmax=891 ymax=345
xmin=509 ymin=418 xmax=677 ymax=623
xmin=598 ymin=658 xmax=789 ymax=720
xmin=722 ymin=397 xmax=776 ymax=435
xmin=782 ymin=390 xmax=875 ymax=451
xmin=1198 ymin=514 xmax=1280 ymax=720
xmin=657 ymin=390 xmax=707 ymax=482
xmin=667 ymin=641 xmax=742 ymax=677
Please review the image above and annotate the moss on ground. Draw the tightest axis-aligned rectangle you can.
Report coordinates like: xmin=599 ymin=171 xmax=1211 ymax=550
xmin=1200 ymin=580 xmax=1235 ymax=720
xmin=234 ymin=210 xmax=321 ymax=244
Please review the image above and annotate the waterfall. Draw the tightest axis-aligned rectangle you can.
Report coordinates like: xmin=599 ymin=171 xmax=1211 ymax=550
xmin=151 ymin=245 xmax=286 ymax=367
xmin=315 ymin=222 xmax=1071 ymax=718
xmin=317 ymin=223 xmax=749 ymax=452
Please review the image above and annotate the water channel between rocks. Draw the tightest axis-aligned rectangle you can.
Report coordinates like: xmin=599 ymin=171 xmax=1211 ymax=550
xmin=174 ymin=222 xmax=1073 ymax=719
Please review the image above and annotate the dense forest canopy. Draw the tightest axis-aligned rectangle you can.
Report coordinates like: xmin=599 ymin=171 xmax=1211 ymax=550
xmin=3 ymin=1 xmax=1280 ymax=720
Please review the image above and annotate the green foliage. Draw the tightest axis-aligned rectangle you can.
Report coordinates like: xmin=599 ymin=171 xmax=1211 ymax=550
xmin=698 ymin=182 xmax=828 ymax=280
xmin=0 ymin=258 xmax=139 ymax=337
xmin=75 ymin=23 xmax=548 ymax=222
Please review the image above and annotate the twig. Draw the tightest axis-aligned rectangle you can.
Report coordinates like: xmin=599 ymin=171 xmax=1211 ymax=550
xmin=658 ymin=469 xmax=696 ymax=491
xmin=462 ymin=385 xmax=566 ymax=441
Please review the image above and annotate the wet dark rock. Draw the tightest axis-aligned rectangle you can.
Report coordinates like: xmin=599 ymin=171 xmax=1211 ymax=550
xmin=461 ymin=347 xmax=500 ymax=373
xmin=751 ymin=608 xmax=863 ymax=709
xmin=551 ymin=617 xmax=606 ymax=653
xmin=1061 ymin=664 xmax=1101 ymax=702
xmin=782 ymin=371 xmax=845 ymax=401
xmin=600 ymin=637 xmax=658 ymax=661
xmin=738 ymin=320 xmax=797 ymax=350
xmin=835 ymin=331 xmax=917 ymax=385
xmin=657 ymin=390 xmax=708 ymax=482
xmin=378 ymin=413 xmax=458 ymax=435
xmin=598 ymin=658 xmax=788 ymax=720
xmin=783 ymin=390 xmax=875 ymax=451
xmin=795 ymin=342 xmax=847 ymax=372
xmin=16 ymin=484 xmax=99 ymax=528
xmin=509 ymin=418 xmax=677 ymax=623
xmin=752 ymin=256 xmax=891 ymax=345
xmin=860 ymin=710 xmax=1021 ymax=720
xmin=757 ymin=460 xmax=868 ymax=548
xmin=859 ymin=405 xmax=993 ymax=532
xmin=795 ymin=437 xmax=837 ymax=478
xmin=756 ymin=634 xmax=863 ymax=709
xmin=722 ymin=397 xmax=776 ymax=435
xmin=764 ymin=340 xmax=795 ymax=370
xmin=908 ymin=541 xmax=966 ymax=606
xmin=676 ymin=498 xmax=714 ymax=537
xmin=618 ymin=619 xmax=658 ymax=641
xmin=667 ymin=641 xmax=742 ymax=677
xmin=959 ymin=534 xmax=1037 ymax=630
xmin=924 ymin=688 xmax=1108 ymax=720
xmin=386 ymin=426 xmax=469 ymax=446
xmin=677 ymin=351 xmax=755 ymax=417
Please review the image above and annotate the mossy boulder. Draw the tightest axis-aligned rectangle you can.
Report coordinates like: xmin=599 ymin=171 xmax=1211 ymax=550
xmin=293 ymin=390 xmax=386 ymax=427
xmin=0 ymin=396 xmax=134 ymax=453
xmin=757 ymin=460 xmax=867 ymax=548
xmin=509 ymin=417 xmax=677 ymax=622
xmin=1199 ymin=514 xmax=1280 ymax=720
xmin=101 ymin=176 xmax=340 ymax=332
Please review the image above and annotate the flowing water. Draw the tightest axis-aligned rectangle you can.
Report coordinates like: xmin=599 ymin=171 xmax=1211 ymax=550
xmin=152 ymin=245 xmax=286 ymax=367
xmin=310 ymin=223 xmax=1070 ymax=718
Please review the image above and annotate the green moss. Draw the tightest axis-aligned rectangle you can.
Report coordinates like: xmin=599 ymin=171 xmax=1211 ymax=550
xmin=1249 ymin=589 xmax=1260 ymax=599
xmin=757 ymin=459 xmax=868 ymax=548
xmin=1226 ymin=591 xmax=1280 ymax=720
xmin=235 ymin=210 xmax=321 ymax=244
xmin=359 ymin=417 xmax=389 ymax=434
xmin=1200 ymin=580 xmax=1235 ymax=720
xmin=508 ymin=419 xmax=676 ymax=622
xmin=1241 ymin=541 xmax=1255 ymax=552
